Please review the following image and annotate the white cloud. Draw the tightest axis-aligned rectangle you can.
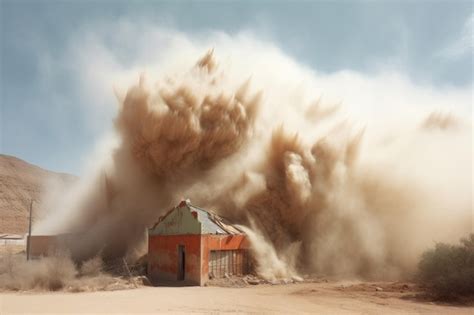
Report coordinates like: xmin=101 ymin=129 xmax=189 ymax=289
xmin=439 ymin=13 xmax=473 ymax=59
xmin=63 ymin=22 xmax=471 ymax=122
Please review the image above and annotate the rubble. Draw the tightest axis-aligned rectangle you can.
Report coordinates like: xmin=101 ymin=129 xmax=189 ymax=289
xmin=207 ymin=273 xmax=315 ymax=287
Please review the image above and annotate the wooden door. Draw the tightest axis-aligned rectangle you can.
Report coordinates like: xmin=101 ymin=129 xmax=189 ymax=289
xmin=177 ymin=245 xmax=185 ymax=280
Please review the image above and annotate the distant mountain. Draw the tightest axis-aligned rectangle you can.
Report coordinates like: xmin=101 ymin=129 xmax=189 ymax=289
xmin=0 ymin=154 xmax=76 ymax=234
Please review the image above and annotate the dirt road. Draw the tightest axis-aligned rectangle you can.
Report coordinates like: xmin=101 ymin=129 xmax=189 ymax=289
xmin=1 ymin=282 xmax=472 ymax=314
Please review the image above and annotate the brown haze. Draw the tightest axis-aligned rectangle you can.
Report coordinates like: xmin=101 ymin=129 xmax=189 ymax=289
xmin=34 ymin=51 xmax=472 ymax=280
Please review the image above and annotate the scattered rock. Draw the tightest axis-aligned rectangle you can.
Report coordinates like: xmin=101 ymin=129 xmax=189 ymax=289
xmin=247 ymin=279 xmax=260 ymax=285
xmin=292 ymin=275 xmax=303 ymax=282
xmin=375 ymin=287 xmax=383 ymax=292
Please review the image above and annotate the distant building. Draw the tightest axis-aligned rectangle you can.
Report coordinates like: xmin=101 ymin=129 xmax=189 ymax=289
xmin=27 ymin=233 xmax=82 ymax=258
xmin=28 ymin=234 xmax=60 ymax=257
xmin=0 ymin=234 xmax=25 ymax=246
xmin=148 ymin=199 xmax=250 ymax=286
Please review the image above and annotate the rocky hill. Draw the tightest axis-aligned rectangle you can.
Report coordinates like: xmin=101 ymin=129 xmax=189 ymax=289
xmin=0 ymin=154 xmax=76 ymax=234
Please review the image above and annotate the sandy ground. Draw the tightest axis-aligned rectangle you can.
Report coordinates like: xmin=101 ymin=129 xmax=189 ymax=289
xmin=1 ymin=281 xmax=473 ymax=314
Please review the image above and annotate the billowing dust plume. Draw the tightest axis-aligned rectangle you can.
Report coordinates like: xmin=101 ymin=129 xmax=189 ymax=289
xmin=36 ymin=50 xmax=472 ymax=280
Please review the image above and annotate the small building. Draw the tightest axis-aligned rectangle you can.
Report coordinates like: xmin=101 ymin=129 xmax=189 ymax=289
xmin=28 ymin=234 xmax=78 ymax=258
xmin=28 ymin=235 xmax=61 ymax=257
xmin=28 ymin=233 xmax=99 ymax=261
xmin=148 ymin=199 xmax=250 ymax=286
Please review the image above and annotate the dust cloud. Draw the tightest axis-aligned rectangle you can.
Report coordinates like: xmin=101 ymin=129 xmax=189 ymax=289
xmin=35 ymin=48 xmax=472 ymax=281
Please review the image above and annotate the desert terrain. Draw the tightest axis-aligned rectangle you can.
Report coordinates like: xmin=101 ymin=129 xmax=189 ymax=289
xmin=1 ymin=153 xmax=473 ymax=314
xmin=1 ymin=241 xmax=472 ymax=314
xmin=1 ymin=280 xmax=473 ymax=314
xmin=2 ymin=1 xmax=474 ymax=313
xmin=0 ymin=154 xmax=75 ymax=234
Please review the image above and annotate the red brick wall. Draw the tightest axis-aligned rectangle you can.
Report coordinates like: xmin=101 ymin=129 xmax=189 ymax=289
xmin=148 ymin=234 xmax=249 ymax=286
xmin=201 ymin=235 xmax=249 ymax=283
xmin=148 ymin=235 xmax=202 ymax=285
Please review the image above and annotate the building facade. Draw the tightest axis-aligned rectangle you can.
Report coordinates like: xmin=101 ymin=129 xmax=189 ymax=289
xmin=148 ymin=200 xmax=250 ymax=286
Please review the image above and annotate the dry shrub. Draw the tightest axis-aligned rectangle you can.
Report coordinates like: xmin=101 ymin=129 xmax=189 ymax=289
xmin=0 ymin=252 xmax=77 ymax=291
xmin=417 ymin=234 xmax=474 ymax=300
xmin=66 ymin=273 xmax=121 ymax=292
xmin=80 ymin=255 xmax=103 ymax=276
xmin=0 ymin=252 xmax=141 ymax=292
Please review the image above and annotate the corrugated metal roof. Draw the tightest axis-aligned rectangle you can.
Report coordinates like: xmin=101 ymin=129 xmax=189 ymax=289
xmin=151 ymin=199 xmax=245 ymax=235
xmin=188 ymin=203 xmax=244 ymax=235
xmin=0 ymin=234 xmax=24 ymax=240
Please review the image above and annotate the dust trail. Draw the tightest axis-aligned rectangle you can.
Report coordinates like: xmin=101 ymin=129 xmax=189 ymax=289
xmin=237 ymin=222 xmax=302 ymax=282
xmin=35 ymin=48 xmax=472 ymax=281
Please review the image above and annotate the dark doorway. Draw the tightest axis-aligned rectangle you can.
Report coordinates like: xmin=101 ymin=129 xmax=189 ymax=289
xmin=177 ymin=245 xmax=185 ymax=281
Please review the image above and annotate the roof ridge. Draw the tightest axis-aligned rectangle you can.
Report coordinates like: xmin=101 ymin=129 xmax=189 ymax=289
xmin=150 ymin=199 xmax=245 ymax=235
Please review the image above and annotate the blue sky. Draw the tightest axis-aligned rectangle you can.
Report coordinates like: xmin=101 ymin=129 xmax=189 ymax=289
xmin=1 ymin=0 xmax=472 ymax=175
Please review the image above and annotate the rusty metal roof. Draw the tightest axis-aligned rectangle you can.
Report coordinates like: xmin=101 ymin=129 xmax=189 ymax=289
xmin=187 ymin=202 xmax=245 ymax=235
xmin=150 ymin=199 xmax=245 ymax=235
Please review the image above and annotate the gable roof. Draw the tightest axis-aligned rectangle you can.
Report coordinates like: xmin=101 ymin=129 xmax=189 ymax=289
xmin=150 ymin=199 xmax=245 ymax=235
